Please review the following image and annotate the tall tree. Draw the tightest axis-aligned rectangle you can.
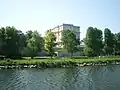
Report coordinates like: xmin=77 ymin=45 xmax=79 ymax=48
xmin=114 ymin=33 xmax=120 ymax=55
xmin=0 ymin=27 xmax=5 ymax=55
xmin=22 ymin=31 xmax=44 ymax=59
xmin=104 ymin=28 xmax=115 ymax=55
xmin=84 ymin=27 xmax=103 ymax=57
xmin=44 ymin=31 xmax=56 ymax=58
xmin=0 ymin=26 xmax=25 ymax=58
xmin=17 ymin=30 xmax=26 ymax=55
xmin=61 ymin=29 xmax=80 ymax=57
xmin=26 ymin=30 xmax=33 ymax=40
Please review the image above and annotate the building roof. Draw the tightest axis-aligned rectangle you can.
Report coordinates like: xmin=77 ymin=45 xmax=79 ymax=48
xmin=50 ymin=23 xmax=80 ymax=31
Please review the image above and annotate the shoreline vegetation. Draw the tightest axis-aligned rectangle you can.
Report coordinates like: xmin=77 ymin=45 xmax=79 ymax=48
xmin=0 ymin=26 xmax=120 ymax=69
xmin=0 ymin=56 xmax=120 ymax=69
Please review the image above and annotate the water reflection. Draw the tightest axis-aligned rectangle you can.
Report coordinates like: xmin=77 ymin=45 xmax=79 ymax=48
xmin=0 ymin=65 xmax=120 ymax=90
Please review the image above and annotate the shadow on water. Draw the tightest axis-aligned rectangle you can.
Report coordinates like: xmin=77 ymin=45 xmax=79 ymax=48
xmin=0 ymin=65 xmax=120 ymax=90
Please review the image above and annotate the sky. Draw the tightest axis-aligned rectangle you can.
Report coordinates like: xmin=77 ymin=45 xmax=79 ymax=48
xmin=0 ymin=0 xmax=120 ymax=39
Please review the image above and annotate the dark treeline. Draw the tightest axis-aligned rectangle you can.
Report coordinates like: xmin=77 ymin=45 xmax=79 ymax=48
xmin=0 ymin=26 xmax=80 ymax=59
xmin=84 ymin=27 xmax=120 ymax=57
xmin=0 ymin=26 xmax=120 ymax=59
xmin=0 ymin=26 xmax=44 ymax=59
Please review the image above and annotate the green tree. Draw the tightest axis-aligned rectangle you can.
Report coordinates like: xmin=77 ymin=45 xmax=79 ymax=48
xmin=17 ymin=30 xmax=26 ymax=56
xmin=22 ymin=31 xmax=44 ymax=59
xmin=44 ymin=31 xmax=56 ymax=58
xmin=0 ymin=26 xmax=25 ymax=58
xmin=84 ymin=27 xmax=103 ymax=57
xmin=0 ymin=27 xmax=5 ymax=55
xmin=114 ymin=33 xmax=120 ymax=55
xmin=26 ymin=30 xmax=33 ymax=40
xmin=104 ymin=28 xmax=115 ymax=55
xmin=61 ymin=30 xmax=80 ymax=57
xmin=84 ymin=46 xmax=94 ymax=57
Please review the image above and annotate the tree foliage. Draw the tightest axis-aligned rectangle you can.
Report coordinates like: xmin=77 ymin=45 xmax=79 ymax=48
xmin=0 ymin=26 xmax=44 ymax=59
xmin=0 ymin=26 xmax=25 ymax=58
xmin=104 ymin=28 xmax=115 ymax=55
xmin=84 ymin=27 xmax=103 ymax=57
xmin=22 ymin=31 xmax=44 ymax=59
xmin=0 ymin=26 xmax=120 ymax=59
xmin=114 ymin=33 xmax=120 ymax=55
xmin=61 ymin=29 xmax=80 ymax=57
xmin=44 ymin=31 xmax=56 ymax=58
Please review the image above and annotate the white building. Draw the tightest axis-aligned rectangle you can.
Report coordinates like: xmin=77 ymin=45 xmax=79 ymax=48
xmin=48 ymin=24 xmax=80 ymax=47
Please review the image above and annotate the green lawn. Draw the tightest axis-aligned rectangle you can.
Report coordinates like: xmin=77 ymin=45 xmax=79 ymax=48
xmin=0 ymin=56 xmax=120 ymax=65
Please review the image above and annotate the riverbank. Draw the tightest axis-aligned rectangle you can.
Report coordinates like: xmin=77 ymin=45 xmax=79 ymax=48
xmin=0 ymin=57 xmax=120 ymax=69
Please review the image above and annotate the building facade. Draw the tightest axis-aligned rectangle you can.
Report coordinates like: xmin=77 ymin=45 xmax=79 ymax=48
xmin=48 ymin=24 xmax=80 ymax=47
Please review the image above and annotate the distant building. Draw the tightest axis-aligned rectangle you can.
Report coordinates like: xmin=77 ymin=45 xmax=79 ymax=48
xmin=48 ymin=23 xmax=80 ymax=47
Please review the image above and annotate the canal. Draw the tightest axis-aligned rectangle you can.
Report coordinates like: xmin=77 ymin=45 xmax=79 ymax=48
xmin=0 ymin=65 xmax=120 ymax=90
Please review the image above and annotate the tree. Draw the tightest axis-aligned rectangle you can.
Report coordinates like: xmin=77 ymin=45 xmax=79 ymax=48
xmin=26 ymin=30 xmax=33 ymax=40
xmin=84 ymin=27 xmax=103 ymax=57
xmin=61 ymin=29 xmax=80 ymax=57
xmin=44 ymin=31 xmax=56 ymax=58
xmin=0 ymin=27 xmax=5 ymax=55
xmin=17 ymin=30 xmax=26 ymax=56
xmin=0 ymin=26 xmax=25 ymax=58
xmin=114 ymin=33 xmax=120 ymax=55
xmin=104 ymin=28 xmax=115 ymax=55
xmin=22 ymin=31 xmax=44 ymax=59
xmin=84 ymin=46 xmax=94 ymax=57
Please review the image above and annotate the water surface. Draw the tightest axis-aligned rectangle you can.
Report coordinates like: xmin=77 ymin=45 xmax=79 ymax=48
xmin=0 ymin=65 xmax=120 ymax=90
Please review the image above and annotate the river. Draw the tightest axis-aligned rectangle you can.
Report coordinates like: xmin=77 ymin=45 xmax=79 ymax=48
xmin=0 ymin=65 xmax=120 ymax=90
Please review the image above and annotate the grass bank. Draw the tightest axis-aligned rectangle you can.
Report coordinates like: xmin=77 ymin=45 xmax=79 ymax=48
xmin=0 ymin=56 xmax=120 ymax=69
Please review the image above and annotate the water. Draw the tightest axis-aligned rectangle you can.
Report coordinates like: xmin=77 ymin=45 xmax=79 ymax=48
xmin=0 ymin=65 xmax=120 ymax=90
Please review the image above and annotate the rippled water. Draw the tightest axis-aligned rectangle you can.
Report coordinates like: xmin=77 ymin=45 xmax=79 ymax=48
xmin=0 ymin=65 xmax=120 ymax=90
